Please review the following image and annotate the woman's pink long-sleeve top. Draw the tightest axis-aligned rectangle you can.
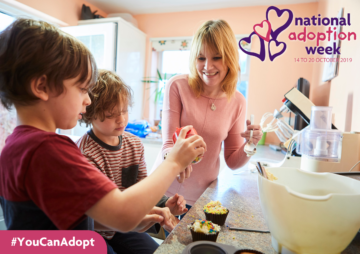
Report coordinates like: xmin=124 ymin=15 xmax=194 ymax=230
xmin=151 ymin=74 xmax=248 ymax=205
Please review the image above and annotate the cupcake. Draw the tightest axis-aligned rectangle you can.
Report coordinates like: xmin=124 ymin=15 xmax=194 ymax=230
xmin=172 ymin=127 xmax=203 ymax=164
xmin=188 ymin=219 xmax=221 ymax=242
xmin=203 ymin=200 xmax=229 ymax=226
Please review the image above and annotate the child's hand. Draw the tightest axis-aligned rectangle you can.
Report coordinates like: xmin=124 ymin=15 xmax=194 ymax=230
xmin=152 ymin=207 xmax=174 ymax=229
xmin=177 ymin=164 xmax=192 ymax=183
xmin=165 ymin=193 xmax=188 ymax=216
xmin=166 ymin=125 xmax=206 ymax=173
xmin=240 ymin=120 xmax=263 ymax=145
xmin=163 ymin=214 xmax=180 ymax=233
xmin=133 ymin=213 xmax=163 ymax=232
xmin=133 ymin=207 xmax=174 ymax=233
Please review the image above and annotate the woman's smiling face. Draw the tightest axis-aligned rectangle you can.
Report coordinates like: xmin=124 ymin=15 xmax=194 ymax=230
xmin=196 ymin=44 xmax=229 ymax=89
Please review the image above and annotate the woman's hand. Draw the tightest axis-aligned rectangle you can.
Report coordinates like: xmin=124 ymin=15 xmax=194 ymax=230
xmin=240 ymin=120 xmax=263 ymax=145
xmin=165 ymin=193 xmax=188 ymax=215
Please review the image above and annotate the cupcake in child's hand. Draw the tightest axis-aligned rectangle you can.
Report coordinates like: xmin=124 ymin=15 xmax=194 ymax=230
xmin=203 ymin=200 xmax=229 ymax=226
xmin=188 ymin=219 xmax=220 ymax=242
xmin=172 ymin=127 xmax=203 ymax=164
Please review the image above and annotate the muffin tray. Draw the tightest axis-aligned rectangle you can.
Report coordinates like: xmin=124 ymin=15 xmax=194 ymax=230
xmin=181 ymin=241 xmax=264 ymax=254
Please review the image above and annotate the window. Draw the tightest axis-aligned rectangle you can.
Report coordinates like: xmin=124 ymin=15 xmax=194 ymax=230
xmin=153 ymin=48 xmax=250 ymax=120
xmin=237 ymin=49 xmax=250 ymax=99
xmin=155 ymin=50 xmax=190 ymax=119
xmin=162 ymin=50 xmax=190 ymax=75
xmin=0 ymin=11 xmax=15 ymax=32
xmin=0 ymin=12 xmax=16 ymax=153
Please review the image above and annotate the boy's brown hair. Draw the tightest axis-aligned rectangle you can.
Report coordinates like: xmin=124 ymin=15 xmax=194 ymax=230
xmin=0 ymin=18 xmax=97 ymax=110
xmin=80 ymin=69 xmax=133 ymax=127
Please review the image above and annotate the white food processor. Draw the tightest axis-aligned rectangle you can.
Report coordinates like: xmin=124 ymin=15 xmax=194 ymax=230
xmin=260 ymin=88 xmax=360 ymax=172
xmin=296 ymin=106 xmax=360 ymax=173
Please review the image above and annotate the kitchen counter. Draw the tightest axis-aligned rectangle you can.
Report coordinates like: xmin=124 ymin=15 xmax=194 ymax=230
xmin=154 ymin=145 xmax=360 ymax=254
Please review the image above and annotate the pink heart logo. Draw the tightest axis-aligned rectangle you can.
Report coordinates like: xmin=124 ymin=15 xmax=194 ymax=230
xmin=253 ymin=20 xmax=272 ymax=42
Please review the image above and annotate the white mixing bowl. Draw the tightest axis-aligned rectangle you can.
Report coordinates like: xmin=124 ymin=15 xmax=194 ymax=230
xmin=258 ymin=167 xmax=360 ymax=254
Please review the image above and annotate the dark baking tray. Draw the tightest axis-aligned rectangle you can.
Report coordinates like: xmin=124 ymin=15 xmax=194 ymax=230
xmin=182 ymin=241 xmax=264 ymax=254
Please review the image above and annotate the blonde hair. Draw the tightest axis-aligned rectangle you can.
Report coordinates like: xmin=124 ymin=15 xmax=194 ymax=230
xmin=188 ymin=20 xmax=240 ymax=99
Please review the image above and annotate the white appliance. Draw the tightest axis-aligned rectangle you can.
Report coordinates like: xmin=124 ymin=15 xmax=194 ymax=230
xmin=258 ymin=167 xmax=360 ymax=254
xmin=297 ymin=106 xmax=360 ymax=172
xmin=267 ymin=88 xmax=360 ymax=173
xmin=60 ymin=17 xmax=146 ymax=136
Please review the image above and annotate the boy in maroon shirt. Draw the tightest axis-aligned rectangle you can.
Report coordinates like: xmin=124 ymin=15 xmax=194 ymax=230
xmin=0 ymin=18 xmax=206 ymax=249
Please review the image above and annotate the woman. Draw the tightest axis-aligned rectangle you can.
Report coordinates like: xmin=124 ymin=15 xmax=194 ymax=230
xmin=151 ymin=20 xmax=262 ymax=208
